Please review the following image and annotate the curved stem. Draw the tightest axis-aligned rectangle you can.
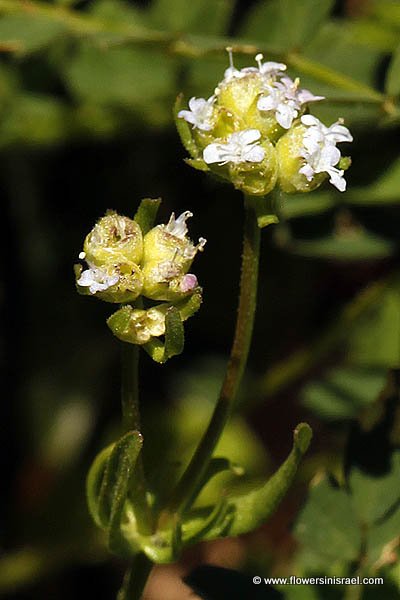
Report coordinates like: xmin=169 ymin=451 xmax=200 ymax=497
xmin=169 ymin=195 xmax=261 ymax=514
xmin=117 ymin=553 xmax=153 ymax=600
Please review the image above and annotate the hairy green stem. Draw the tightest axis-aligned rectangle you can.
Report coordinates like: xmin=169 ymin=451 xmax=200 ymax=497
xmin=121 ymin=344 xmax=153 ymax=536
xmin=117 ymin=553 xmax=153 ymax=600
xmin=169 ymin=195 xmax=261 ymax=514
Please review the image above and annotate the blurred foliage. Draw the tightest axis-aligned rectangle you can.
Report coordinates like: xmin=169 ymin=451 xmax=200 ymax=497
xmin=2 ymin=0 xmax=400 ymax=599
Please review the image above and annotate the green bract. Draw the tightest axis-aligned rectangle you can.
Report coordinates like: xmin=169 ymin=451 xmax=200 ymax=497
xmin=86 ymin=423 xmax=312 ymax=563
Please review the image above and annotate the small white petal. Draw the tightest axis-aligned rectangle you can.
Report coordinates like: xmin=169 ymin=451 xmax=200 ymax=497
xmin=260 ymin=61 xmax=287 ymax=75
xmin=301 ymin=114 xmax=321 ymax=127
xmin=237 ymin=129 xmax=261 ymax=145
xmin=276 ymin=103 xmax=297 ymax=129
xmin=203 ymin=143 xmax=226 ymax=164
xmin=328 ymin=169 xmax=346 ymax=191
xmin=243 ymin=145 xmax=265 ymax=163
xmin=297 ymin=89 xmax=325 ymax=104
xmin=299 ymin=164 xmax=315 ymax=181
xmin=257 ymin=95 xmax=276 ymax=112
xmin=165 ymin=211 xmax=193 ymax=239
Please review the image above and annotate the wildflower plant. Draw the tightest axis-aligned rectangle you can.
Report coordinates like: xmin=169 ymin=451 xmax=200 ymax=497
xmin=75 ymin=49 xmax=356 ymax=600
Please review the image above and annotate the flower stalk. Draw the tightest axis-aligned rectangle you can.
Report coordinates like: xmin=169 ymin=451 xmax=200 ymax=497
xmin=169 ymin=194 xmax=261 ymax=515
xmin=121 ymin=344 xmax=153 ymax=537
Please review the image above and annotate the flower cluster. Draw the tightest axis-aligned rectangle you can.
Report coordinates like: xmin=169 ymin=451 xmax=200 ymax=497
xmin=75 ymin=210 xmax=205 ymax=346
xmin=177 ymin=51 xmax=352 ymax=195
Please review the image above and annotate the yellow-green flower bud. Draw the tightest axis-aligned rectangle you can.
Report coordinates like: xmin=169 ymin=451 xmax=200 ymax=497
xmin=82 ymin=212 xmax=143 ymax=267
xmin=215 ymin=71 xmax=282 ymax=141
xmin=75 ymin=261 xmax=143 ymax=303
xmin=107 ymin=304 xmax=168 ymax=345
xmin=142 ymin=211 xmax=206 ymax=300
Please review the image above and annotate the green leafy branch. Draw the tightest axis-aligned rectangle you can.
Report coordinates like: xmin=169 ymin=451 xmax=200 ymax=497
xmin=0 ymin=0 xmax=396 ymax=111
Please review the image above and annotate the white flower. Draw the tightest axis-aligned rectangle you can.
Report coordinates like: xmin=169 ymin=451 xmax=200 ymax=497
xmin=203 ymin=129 xmax=265 ymax=165
xmin=165 ymin=211 xmax=192 ymax=239
xmin=257 ymin=76 xmax=324 ymax=129
xmin=178 ymin=96 xmax=215 ymax=131
xmin=299 ymin=115 xmax=353 ymax=192
xmin=164 ymin=211 xmax=207 ymax=259
xmin=77 ymin=266 xmax=119 ymax=294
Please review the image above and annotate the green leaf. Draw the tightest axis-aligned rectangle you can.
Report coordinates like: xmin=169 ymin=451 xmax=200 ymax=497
xmin=350 ymin=451 xmax=400 ymax=526
xmin=343 ymin=21 xmax=400 ymax=52
xmin=86 ymin=443 xmax=114 ymax=528
xmin=348 ymin=278 xmax=400 ymax=368
xmin=184 ymin=457 xmax=244 ymax=513
xmin=279 ymin=191 xmax=335 ymax=220
xmin=106 ymin=432 xmax=144 ymax=554
xmin=148 ymin=0 xmax=233 ymax=35
xmin=294 ymin=477 xmax=362 ymax=567
xmin=0 ymin=93 xmax=69 ymax=148
xmin=64 ymin=45 xmax=174 ymax=108
xmin=134 ymin=197 xmax=161 ymax=234
xmin=164 ymin=307 xmax=185 ymax=359
xmin=346 ymin=158 xmax=400 ymax=206
xmin=304 ymin=22 xmax=382 ymax=87
xmin=86 ymin=431 xmax=143 ymax=536
xmin=241 ymin=0 xmax=334 ymax=52
xmin=278 ymin=226 xmax=395 ymax=261
xmin=204 ymin=423 xmax=312 ymax=538
xmin=386 ymin=45 xmax=400 ymax=96
xmin=0 ymin=13 xmax=66 ymax=54
xmin=144 ymin=306 xmax=185 ymax=363
xmin=302 ymin=366 xmax=387 ymax=421
xmin=366 ymin=502 xmax=400 ymax=567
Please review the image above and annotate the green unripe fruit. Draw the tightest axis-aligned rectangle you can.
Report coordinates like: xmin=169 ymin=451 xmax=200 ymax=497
xmin=276 ymin=124 xmax=325 ymax=193
xmin=83 ymin=213 xmax=143 ymax=267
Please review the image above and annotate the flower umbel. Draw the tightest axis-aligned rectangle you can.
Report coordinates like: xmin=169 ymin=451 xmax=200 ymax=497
xmin=75 ymin=203 xmax=205 ymax=348
xmin=176 ymin=49 xmax=352 ymax=195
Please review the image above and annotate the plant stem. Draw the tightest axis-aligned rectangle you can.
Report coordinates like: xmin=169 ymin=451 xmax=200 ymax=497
xmin=121 ymin=344 xmax=141 ymax=432
xmin=169 ymin=195 xmax=261 ymax=514
xmin=121 ymin=344 xmax=153 ymax=536
xmin=117 ymin=553 xmax=153 ymax=600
